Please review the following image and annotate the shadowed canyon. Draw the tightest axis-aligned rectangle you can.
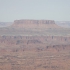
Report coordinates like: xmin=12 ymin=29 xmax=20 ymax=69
xmin=0 ymin=19 xmax=70 ymax=70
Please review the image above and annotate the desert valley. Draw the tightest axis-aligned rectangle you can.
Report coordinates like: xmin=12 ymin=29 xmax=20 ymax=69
xmin=0 ymin=19 xmax=70 ymax=70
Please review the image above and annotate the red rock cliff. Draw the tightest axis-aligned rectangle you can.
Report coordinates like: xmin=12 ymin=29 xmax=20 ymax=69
xmin=11 ymin=19 xmax=60 ymax=28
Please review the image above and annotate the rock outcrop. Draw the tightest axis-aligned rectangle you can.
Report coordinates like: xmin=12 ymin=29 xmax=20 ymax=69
xmin=11 ymin=19 xmax=60 ymax=28
xmin=0 ymin=36 xmax=70 ymax=52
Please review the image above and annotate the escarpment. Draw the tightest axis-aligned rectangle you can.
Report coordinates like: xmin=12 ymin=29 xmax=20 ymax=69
xmin=0 ymin=36 xmax=70 ymax=52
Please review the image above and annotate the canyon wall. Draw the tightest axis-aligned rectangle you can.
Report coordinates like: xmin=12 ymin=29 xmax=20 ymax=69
xmin=0 ymin=36 xmax=70 ymax=52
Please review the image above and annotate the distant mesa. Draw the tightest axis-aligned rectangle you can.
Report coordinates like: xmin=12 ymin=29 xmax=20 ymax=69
xmin=11 ymin=19 xmax=60 ymax=28
xmin=0 ymin=22 xmax=13 ymax=27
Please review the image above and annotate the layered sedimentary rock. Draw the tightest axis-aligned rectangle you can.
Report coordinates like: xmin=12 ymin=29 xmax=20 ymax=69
xmin=12 ymin=19 xmax=60 ymax=28
xmin=0 ymin=36 xmax=70 ymax=52
xmin=0 ymin=36 xmax=70 ymax=70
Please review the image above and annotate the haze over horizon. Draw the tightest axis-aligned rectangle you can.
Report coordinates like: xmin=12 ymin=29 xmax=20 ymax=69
xmin=0 ymin=0 xmax=70 ymax=22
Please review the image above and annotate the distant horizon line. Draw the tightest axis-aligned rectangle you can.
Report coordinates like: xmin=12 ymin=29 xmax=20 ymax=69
xmin=0 ymin=19 xmax=70 ymax=22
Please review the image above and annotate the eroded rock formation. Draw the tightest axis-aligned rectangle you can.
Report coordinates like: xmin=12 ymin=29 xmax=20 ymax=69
xmin=11 ymin=19 xmax=60 ymax=28
xmin=0 ymin=36 xmax=70 ymax=52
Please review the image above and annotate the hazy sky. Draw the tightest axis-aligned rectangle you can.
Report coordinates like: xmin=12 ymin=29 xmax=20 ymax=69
xmin=0 ymin=0 xmax=70 ymax=22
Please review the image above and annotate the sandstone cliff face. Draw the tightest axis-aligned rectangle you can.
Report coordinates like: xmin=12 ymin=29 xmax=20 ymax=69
xmin=11 ymin=20 xmax=60 ymax=28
